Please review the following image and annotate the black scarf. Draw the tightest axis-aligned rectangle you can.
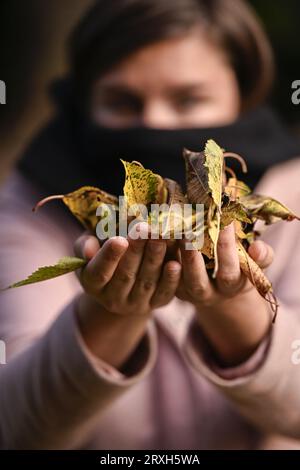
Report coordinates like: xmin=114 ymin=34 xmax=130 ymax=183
xmin=17 ymin=78 xmax=300 ymax=198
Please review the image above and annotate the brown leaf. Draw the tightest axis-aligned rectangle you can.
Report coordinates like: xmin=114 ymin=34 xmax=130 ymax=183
xmin=200 ymin=228 xmax=214 ymax=259
xmin=183 ymin=148 xmax=211 ymax=207
xmin=164 ymin=178 xmax=188 ymax=206
xmin=237 ymin=242 xmax=272 ymax=296
xmin=150 ymin=178 xmax=188 ymax=239
xmin=237 ymin=241 xmax=278 ymax=321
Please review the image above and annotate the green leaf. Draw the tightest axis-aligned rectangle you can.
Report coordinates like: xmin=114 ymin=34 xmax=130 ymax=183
xmin=3 ymin=257 xmax=87 ymax=290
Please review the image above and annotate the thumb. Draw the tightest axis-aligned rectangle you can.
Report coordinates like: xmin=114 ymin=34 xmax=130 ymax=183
xmin=248 ymin=240 xmax=274 ymax=269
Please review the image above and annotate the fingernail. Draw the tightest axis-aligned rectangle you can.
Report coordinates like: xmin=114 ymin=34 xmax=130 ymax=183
xmin=168 ymin=263 xmax=181 ymax=275
xmin=83 ymin=237 xmax=99 ymax=259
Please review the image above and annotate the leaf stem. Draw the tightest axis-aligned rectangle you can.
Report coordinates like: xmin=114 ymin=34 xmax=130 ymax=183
xmin=32 ymin=194 xmax=65 ymax=212
xmin=223 ymin=152 xmax=248 ymax=173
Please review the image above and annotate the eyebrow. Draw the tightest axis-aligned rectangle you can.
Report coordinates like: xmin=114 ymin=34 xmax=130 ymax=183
xmin=167 ymin=84 xmax=208 ymax=97
xmin=95 ymin=85 xmax=142 ymax=97
xmin=94 ymin=82 xmax=207 ymax=98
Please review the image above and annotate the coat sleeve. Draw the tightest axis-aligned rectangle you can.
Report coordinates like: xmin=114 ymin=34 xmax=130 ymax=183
xmin=0 ymin=173 xmax=158 ymax=449
xmin=181 ymin=160 xmax=300 ymax=439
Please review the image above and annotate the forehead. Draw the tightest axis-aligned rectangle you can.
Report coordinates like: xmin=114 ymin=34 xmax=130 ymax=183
xmin=94 ymin=33 xmax=228 ymax=91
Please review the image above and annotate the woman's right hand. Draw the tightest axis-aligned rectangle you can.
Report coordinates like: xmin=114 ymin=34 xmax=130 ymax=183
xmin=75 ymin=222 xmax=181 ymax=316
xmin=73 ymin=223 xmax=181 ymax=369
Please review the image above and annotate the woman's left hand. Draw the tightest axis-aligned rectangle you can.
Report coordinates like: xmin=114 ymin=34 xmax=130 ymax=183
xmin=176 ymin=222 xmax=274 ymax=367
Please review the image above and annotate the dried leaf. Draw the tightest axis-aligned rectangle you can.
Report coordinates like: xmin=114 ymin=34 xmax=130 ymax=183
xmin=241 ymin=194 xmax=300 ymax=224
xmin=122 ymin=160 xmax=167 ymax=208
xmin=7 ymin=138 xmax=299 ymax=313
xmin=234 ymin=221 xmax=251 ymax=240
xmin=221 ymin=202 xmax=252 ymax=228
xmin=206 ymin=202 xmax=220 ymax=277
xmin=224 ymin=178 xmax=251 ymax=200
xmin=237 ymin=242 xmax=278 ymax=321
xmin=203 ymin=140 xmax=224 ymax=277
xmin=204 ymin=139 xmax=224 ymax=209
xmin=201 ymin=228 xmax=214 ymax=259
xmin=2 ymin=257 xmax=87 ymax=290
xmin=183 ymin=148 xmax=210 ymax=207
xmin=237 ymin=243 xmax=271 ymax=296
xmin=34 ymin=186 xmax=118 ymax=233
xmin=149 ymin=178 xmax=188 ymax=238
xmin=184 ymin=140 xmax=224 ymax=277
xmin=164 ymin=178 xmax=188 ymax=207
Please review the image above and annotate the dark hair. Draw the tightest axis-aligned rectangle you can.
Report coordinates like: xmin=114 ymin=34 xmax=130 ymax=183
xmin=69 ymin=0 xmax=274 ymax=111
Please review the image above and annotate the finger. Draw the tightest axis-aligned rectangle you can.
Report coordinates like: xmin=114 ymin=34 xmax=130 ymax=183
xmin=74 ymin=234 xmax=101 ymax=260
xmin=179 ymin=238 xmax=213 ymax=303
xmin=129 ymin=240 xmax=167 ymax=303
xmin=164 ymin=240 xmax=179 ymax=262
xmin=216 ymin=223 xmax=245 ymax=295
xmin=176 ymin=247 xmax=182 ymax=263
xmin=107 ymin=223 xmax=149 ymax=298
xmin=248 ymin=241 xmax=274 ymax=269
xmin=81 ymin=236 xmax=128 ymax=292
xmin=175 ymin=274 xmax=190 ymax=302
xmin=74 ymin=234 xmax=102 ymax=282
xmin=150 ymin=260 xmax=181 ymax=308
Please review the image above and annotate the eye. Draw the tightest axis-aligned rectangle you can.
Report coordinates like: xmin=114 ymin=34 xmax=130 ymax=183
xmin=100 ymin=94 xmax=142 ymax=115
xmin=109 ymin=99 xmax=139 ymax=113
xmin=174 ymin=95 xmax=211 ymax=111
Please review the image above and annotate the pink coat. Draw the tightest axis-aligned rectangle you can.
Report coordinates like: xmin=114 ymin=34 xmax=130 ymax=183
xmin=0 ymin=159 xmax=300 ymax=450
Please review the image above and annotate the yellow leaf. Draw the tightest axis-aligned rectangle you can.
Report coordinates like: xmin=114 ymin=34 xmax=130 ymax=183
xmin=34 ymin=186 xmax=118 ymax=232
xmin=204 ymin=139 xmax=224 ymax=209
xmin=203 ymin=140 xmax=224 ymax=277
xmin=121 ymin=160 xmax=167 ymax=208
xmin=225 ymin=178 xmax=251 ymax=200
xmin=207 ymin=201 xmax=221 ymax=277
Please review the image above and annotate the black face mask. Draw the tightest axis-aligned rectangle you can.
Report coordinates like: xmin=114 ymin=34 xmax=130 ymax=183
xmin=17 ymin=79 xmax=300 ymax=198
xmin=78 ymin=107 xmax=300 ymax=196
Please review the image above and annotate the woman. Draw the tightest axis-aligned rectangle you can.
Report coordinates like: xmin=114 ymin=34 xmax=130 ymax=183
xmin=0 ymin=0 xmax=300 ymax=449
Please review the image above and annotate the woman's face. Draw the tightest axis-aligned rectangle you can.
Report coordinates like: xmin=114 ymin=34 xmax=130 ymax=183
xmin=90 ymin=32 xmax=241 ymax=129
